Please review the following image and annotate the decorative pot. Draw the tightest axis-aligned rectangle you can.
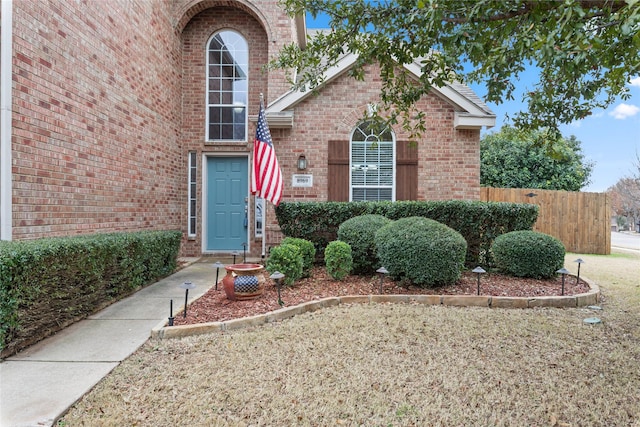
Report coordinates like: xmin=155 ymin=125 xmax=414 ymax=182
xmin=222 ymin=263 xmax=265 ymax=301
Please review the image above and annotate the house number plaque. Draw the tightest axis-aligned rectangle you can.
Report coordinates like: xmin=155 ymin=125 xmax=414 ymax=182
xmin=292 ymin=174 xmax=313 ymax=187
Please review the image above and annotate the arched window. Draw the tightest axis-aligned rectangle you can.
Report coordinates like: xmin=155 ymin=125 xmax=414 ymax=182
xmin=350 ymin=121 xmax=395 ymax=201
xmin=206 ymin=30 xmax=248 ymax=141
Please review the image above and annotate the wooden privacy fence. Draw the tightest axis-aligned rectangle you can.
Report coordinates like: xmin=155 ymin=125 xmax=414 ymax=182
xmin=480 ymin=187 xmax=611 ymax=255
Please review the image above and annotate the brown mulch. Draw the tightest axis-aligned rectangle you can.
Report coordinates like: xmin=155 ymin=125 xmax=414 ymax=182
xmin=173 ymin=267 xmax=590 ymax=326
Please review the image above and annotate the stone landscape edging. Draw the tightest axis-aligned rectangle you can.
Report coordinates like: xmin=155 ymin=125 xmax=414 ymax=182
xmin=151 ymin=275 xmax=600 ymax=340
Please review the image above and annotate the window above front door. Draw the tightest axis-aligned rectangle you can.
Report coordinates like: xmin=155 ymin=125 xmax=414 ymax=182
xmin=206 ymin=30 xmax=248 ymax=142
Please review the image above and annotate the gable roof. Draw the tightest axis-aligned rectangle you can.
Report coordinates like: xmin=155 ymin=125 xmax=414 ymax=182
xmin=264 ymin=34 xmax=496 ymax=130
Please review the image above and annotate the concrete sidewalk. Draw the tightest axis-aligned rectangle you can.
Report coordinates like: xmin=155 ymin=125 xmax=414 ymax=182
xmin=0 ymin=258 xmax=221 ymax=427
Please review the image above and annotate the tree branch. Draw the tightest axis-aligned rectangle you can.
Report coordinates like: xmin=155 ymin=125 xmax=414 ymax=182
xmin=441 ymin=0 xmax=628 ymax=24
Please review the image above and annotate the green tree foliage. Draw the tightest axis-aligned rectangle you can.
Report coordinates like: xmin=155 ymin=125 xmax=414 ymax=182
xmin=480 ymin=126 xmax=594 ymax=191
xmin=273 ymin=0 xmax=639 ymax=139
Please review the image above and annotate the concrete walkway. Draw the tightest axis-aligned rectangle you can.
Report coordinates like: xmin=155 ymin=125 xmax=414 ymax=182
xmin=0 ymin=258 xmax=220 ymax=427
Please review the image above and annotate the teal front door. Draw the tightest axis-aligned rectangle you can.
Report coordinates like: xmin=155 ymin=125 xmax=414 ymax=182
xmin=206 ymin=156 xmax=248 ymax=252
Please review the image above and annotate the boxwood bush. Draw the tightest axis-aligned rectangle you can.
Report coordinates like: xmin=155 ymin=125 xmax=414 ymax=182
xmin=0 ymin=230 xmax=181 ymax=357
xmin=375 ymin=217 xmax=467 ymax=287
xmin=324 ymin=241 xmax=353 ymax=281
xmin=265 ymin=243 xmax=303 ymax=286
xmin=491 ymin=230 xmax=565 ymax=279
xmin=281 ymin=237 xmax=316 ymax=278
xmin=337 ymin=214 xmax=392 ymax=275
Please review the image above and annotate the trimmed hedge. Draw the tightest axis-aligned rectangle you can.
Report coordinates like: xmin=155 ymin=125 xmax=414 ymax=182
xmin=375 ymin=217 xmax=467 ymax=287
xmin=0 ymin=230 xmax=181 ymax=357
xmin=337 ymin=214 xmax=392 ymax=275
xmin=491 ymin=230 xmax=565 ymax=279
xmin=275 ymin=200 xmax=538 ymax=266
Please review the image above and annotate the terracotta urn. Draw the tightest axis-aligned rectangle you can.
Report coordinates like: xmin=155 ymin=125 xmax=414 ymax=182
xmin=222 ymin=263 xmax=265 ymax=301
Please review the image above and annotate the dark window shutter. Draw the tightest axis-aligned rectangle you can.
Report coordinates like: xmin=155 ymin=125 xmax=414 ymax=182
xmin=328 ymin=140 xmax=349 ymax=201
xmin=396 ymin=140 xmax=418 ymax=200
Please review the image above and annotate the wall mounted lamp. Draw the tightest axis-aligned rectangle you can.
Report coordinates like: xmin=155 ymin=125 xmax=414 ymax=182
xmin=297 ymin=154 xmax=307 ymax=170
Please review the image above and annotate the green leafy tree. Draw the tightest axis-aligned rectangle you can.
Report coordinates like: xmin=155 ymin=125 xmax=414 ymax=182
xmin=480 ymin=126 xmax=593 ymax=191
xmin=273 ymin=0 xmax=639 ymax=139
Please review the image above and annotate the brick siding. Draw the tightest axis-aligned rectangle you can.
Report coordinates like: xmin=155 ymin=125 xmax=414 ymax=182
xmin=8 ymin=0 xmax=482 ymax=258
xmin=11 ymin=0 xmax=183 ymax=240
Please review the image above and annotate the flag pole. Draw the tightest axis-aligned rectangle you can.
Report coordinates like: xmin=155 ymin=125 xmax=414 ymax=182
xmin=262 ymin=202 xmax=267 ymax=261
xmin=259 ymin=93 xmax=267 ymax=261
xmin=252 ymin=91 xmax=280 ymax=263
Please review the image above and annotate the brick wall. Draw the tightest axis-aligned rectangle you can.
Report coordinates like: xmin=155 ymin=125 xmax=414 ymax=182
xmin=9 ymin=0 xmax=482 ymax=258
xmin=11 ymin=0 xmax=183 ymax=239
xmin=272 ymin=65 xmax=482 ymax=203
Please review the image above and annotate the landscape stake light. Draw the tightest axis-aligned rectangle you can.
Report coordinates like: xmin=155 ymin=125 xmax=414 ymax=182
xmin=179 ymin=281 xmax=196 ymax=318
xmin=574 ymin=258 xmax=584 ymax=285
xmin=232 ymin=251 xmax=239 ymax=264
xmin=213 ymin=261 xmax=224 ymax=291
xmin=242 ymin=243 xmax=247 ymax=263
xmin=556 ymin=267 xmax=570 ymax=296
xmin=472 ymin=266 xmax=486 ymax=296
xmin=270 ymin=271 xmax=285 ymax=307
xmin=583 ymin=317 xmax=602 ymax=325
xmin=376 ymin=267 xmax=389 ymax=294
xmin=168 ymin=299 xmax=174 ymax=326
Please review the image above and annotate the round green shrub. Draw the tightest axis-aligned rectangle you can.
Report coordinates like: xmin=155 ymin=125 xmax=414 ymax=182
xmin=337 ymin=214 xmax=392 ymax=275
xmin=281 ymin=237 xmax=316 ymax=278
xmin=266 ymin=243 xmax=303 ymax=286
xmin=491 ymin=230 xmax=565 ymax=279
xmin=375 ymin=217 xmax=467 ymax=287
xmin=324 ymin=241 xmax=353 ymax=281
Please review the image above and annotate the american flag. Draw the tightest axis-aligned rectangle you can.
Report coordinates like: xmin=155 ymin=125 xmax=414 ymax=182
xmin=251 ymin=100 xmax=283 ymax=206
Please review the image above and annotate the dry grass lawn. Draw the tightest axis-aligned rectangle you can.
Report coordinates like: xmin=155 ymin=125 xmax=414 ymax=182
xmin=60 ymin=250 xmax=640 ymax=426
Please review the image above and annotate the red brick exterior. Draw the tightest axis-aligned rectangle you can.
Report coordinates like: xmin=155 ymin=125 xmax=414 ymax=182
xmin=10 ymin=0 xmax=182 ymax=239
xmin=5 ymin=0 xmax=483 ymax=258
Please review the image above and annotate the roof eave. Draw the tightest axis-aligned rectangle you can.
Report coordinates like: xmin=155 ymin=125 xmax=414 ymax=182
xmin=267 ymin=53 xmax=495 ymax=130
xmin=249 ymin=111 xmax=295 ymax=128
xmin=454 ymin=112 xmax=496 ymax=130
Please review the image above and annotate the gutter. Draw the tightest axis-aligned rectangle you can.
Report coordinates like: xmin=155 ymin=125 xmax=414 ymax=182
xmin=0 ymin=0 xmax=13 ymax=240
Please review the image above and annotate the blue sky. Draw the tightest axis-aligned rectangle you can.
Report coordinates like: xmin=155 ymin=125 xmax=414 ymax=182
xmin=305 ymin=14 xmax=640 ymax=193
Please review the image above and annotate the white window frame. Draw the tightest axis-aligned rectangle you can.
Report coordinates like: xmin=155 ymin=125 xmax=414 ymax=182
xmin=205 ymin=30 xmax=248 ymax=142
xmin=187 ymin=151 xmax=197 ymax=237
xmin=349 ymin=121 xmax=396 ymax=202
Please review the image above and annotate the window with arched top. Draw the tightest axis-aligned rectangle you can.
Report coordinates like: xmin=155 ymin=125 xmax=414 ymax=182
xmin=350 ymin=120 xmax=396 ymax=201
xmin=206 ymin=30 xmax=248 ymax=141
